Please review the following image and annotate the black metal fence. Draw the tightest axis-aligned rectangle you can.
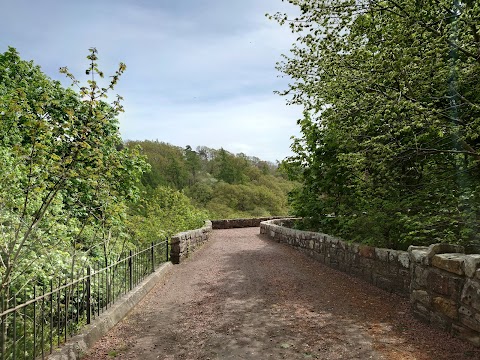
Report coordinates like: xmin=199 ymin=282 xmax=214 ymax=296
xmin=0 ymin=239 xmax=169 ymax=360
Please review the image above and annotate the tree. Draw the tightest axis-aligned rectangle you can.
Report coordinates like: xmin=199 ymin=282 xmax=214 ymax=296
xmin=270 ymin=0 xmax=480 ymax=249
xmin=126 ymin=140 xmax=189 ymax=190
xmin=128 ymin=186 xmax=208 ymax=243
xmin=184 ymin=145 xmax=202 ymax=184
xmin=0 ymin=48 xmax=147 ymax=303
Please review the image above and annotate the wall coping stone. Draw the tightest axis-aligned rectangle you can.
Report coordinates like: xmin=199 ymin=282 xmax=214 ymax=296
xmin=432 ymin=254 xmax=466 ymax=275
xmin=425 ymin=243 xmax=465 ymax=265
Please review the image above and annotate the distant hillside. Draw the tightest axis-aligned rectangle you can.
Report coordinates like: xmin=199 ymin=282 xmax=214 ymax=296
xmin=126 ymin=140 xmax=295 ymax=219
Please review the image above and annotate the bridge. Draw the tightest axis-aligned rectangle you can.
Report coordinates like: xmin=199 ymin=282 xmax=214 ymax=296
xmin=77 ymin=226 xmax=477 ymax=360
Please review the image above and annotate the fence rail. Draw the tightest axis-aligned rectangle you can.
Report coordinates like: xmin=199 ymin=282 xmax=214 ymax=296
xmin=0 ymin=239 xmax=169 ymax=360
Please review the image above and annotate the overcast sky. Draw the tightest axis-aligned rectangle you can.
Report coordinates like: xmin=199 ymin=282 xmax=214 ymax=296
xmin=0 ymin=0 xmax=302 ymax=162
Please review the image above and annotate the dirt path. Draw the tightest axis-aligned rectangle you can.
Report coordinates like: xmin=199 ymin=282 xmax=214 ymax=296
xmin=83 ymin=228 xmax=480 ymax=360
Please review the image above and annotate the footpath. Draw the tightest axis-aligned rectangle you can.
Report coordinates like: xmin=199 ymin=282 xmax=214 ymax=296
xmin=82 ymin=228 xmax=479 ymax=359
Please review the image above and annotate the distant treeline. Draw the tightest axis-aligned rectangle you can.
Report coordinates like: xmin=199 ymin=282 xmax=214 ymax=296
xmin=126 ymin=140 xmax=295 ymax=221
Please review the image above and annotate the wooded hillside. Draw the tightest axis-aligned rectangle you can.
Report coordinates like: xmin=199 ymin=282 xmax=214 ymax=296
xmin=126 ymin=140 xmax=294 ymax=220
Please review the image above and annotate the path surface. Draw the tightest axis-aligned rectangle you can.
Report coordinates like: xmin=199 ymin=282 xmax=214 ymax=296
xmin=83 ymin=228 xmax=480 ymax=360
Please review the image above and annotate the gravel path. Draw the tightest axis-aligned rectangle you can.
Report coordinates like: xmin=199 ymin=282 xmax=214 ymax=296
xmin=82 ymin=228 xmax=480 ymax=359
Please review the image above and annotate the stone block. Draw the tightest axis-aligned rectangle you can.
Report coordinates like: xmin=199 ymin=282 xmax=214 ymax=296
xmin=413 ymin=265 xmax=428 ymax=287
xmin=452 ymin=324 xmax=480 ymax=347
xmin=412 ymin=290 xmax=431 ymax=306
xmin=426 ymin=243 xmax=464 ymax=264
xmin=389 ymin=250 xmax=398 ymax=262
xmin=375 ymin=248 xmax=389 ymax=262
xmin=374 ymin=261 xmax=390 ymax=276
xmin=351 ymin=266 xmax=362 ymax=277
xmin=400 ymin=269 xmax=410 ymax=277
xmin=414 ymin=303 xmax=430 ymax=321
xmin=402 ymin=278 xmax=411 ymax=295
xmin=431 ymin=253 xmax=465 ymax=275
xmin=350 ymin=243 xmax=359 ymax=254
xmin=460 ymin=314 xmax=480 ymax=332
xmin=359 ymin=257 xmax=373 ymax=269
xmin=459 ymin=306 xmax=473 ymax=317
xmin=387 ymin=262 xmax=400 ymax=275
xmin=464 ymin=255 xmax=480 ymax=278
xmin=359 ymin=245 xmax=375 ymax=259
xmin=408 ymin=246 xmax=428 ymax=264
xmin=398 ymin=252 xmax=410 ymax=269
xmin=430 ymin=312 xmax=449 ymax=331
xmin=312 ymin=252 xmax=324 ymax=263
xmin=432 ymin=296 xmax=458 ymax=319
xmin=461 ymin=279 xmax=480 ymax=312
xmin=427 ymin=271 xmax=449 ymax=295
xmin=427 ymin=271 xmax=463 ymax=298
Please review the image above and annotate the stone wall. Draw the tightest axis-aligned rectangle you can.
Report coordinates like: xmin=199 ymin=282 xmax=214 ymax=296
xmin=170 ymin=218 xmax=291 ymax=263
xmin=260 ymin=219 xmax=410 ymax=296
xmin=211 ymin=217 xmax=293 ymax=229
xmin=170 ymin=220 xmax=212 ymax=264
xmin=409 ymin=244 xmax=480 ymax=346
xmin=260 ymin=219 xmax=480 ymax=347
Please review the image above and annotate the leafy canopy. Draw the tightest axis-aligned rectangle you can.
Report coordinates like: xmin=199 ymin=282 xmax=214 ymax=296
xmin=270 ymin=0 xmax=480 ymax=249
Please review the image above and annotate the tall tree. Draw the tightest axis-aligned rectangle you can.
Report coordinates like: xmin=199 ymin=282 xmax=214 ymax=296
xmin=0 ymin=48 xmax=146 ymax=300
xmin=184 ymin=145 xmax=202 ymax=184
xmin=271 ymin=0 xmax=480 ymax=249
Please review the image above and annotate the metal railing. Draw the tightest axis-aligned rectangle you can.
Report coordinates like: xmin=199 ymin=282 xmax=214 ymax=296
xmin=0 ymin=239 xmax=169 ymax=360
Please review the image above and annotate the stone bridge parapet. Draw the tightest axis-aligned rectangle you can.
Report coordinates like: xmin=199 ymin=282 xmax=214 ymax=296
xmin=260 ymin=218 xmax=480 ymax=347
xmin=170 ymin=220 xmax=212 ymax=264
xmin=211 ymin=216 xmax=293 ymax=229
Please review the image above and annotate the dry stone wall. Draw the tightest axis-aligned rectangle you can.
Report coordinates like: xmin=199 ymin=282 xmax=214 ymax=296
xmin=409 ymin=244 xmax=480 ymax=346
xmin=211 ymin=217 xmax=293 ymax=229
xmin=260 ymin=219 xmax=480 ymax=347
xmin=170 ymin=217 xmax=291 ymax=263
xmin=260 ymin=219 xmax=410 ymax=296
xmin=170 ymin=220 xmax=212 ymax=264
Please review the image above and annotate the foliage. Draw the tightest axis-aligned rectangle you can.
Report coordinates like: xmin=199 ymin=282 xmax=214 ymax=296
xmin=0 ymin=47 xmax=147 ymax=298
xmin=270 ymin=0 xmax=480 ymax=250
xmin=128 ymin=186 xmax=208 ymax=244
xmin=127 ymin=140 xmax=295 ymax=219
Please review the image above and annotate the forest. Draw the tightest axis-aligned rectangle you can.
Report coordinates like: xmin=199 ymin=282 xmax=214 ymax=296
xmin=127 ymin=140 xmax=293 ymax=219
xmin=272 ymin=0 xmax=480 ymax=251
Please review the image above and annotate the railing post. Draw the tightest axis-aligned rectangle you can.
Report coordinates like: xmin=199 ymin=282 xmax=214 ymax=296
xmin=128 ymin=250 xmax=133 ymax=291
xmin=165 ymin=238 xmax=169 ymax=262
xmin=86 ymin=267 xmax=91 ymax=325
xmin=151 ymin=242 xmax=155 ymax=273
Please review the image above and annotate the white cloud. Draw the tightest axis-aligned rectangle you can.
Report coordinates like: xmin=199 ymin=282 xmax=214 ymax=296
xmin=1 ymin=0 xmax=304 ymax=162
xmin=119 ymin=94 xmax=302 ymax=162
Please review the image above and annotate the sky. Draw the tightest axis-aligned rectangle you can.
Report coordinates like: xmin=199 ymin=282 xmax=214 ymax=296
xmin=0 ymin=0 xmax=303 ymax=163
